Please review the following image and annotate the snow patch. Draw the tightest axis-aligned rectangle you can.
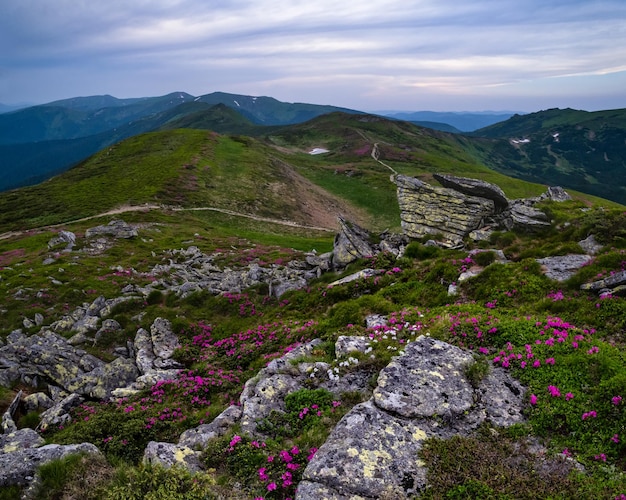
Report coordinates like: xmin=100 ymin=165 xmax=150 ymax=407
xmin=233 ymin=100 xmax=240 ymax=107
xmin=510 ymin=138 xmax=530 ymax=144
xmin=194 ymin=97 xmax=201 ymax=101
xmin=309 ymin=148 xmax=330 ymax=155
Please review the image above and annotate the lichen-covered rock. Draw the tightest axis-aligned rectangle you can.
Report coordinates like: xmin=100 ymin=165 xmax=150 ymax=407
xmin=298 ymin=336 xmax=526 ymax=499
xmin=332 ymin=217 xmax=375 ymax=269
xmin=178 ymin=405 xmax=243 ymax=450
xmin=85 ymin=219 xmax=138 ymax=239
xmin=150 ymin=317 xmax=181 ymax=360
xmin=37 ymin=393 xmax=84 ymax=431
xmin=300 ymin=400 xmax=429 ymax=498
xmin=1 ymin=428 xmax=45 ymax=453
xmin=374 ymin=336 xmax=474 ymax=418
xmin=581 ymin=269 xmax=626 ymax=293
xmin=143 ymin=441 xmax=203 ymax=472
xmin=335 ymin=336 xmax=370 ymax=358
xmin=0 ymin=443 xmax=101 ymax=488
xmin=23 ymin=392 xmax=54 ymax=412
xmin=434 ymin=173 xmax=509 ymax=210
xmin=508 ymin=202 xmax=551 ymax=231
xmin=538 ymin=254 xmax=593 ymax=282
xmin=327 ymin=269 xmax=379 ymax=287
xmin=545 ymin=186 xmax=572 ymax=202
xmin=396 ymin=175 xmax=495 ymax=245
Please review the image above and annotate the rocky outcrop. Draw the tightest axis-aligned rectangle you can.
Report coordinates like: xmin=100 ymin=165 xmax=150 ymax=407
xmin=297 ymin=336 xmax=525 ymax=499
xmin=581 ymin=269 xmax=626 ymax=296
xmin=395 ymin=174 xmax=561 ymax=246
xmin=433 ymin=173 xmax=508 ymax=210
xmin=396 ymin=175 xmax=495 ymax=245
xmin=85 ymin=219 xmax=138 ymax=239
xmin=332 ymin=217 xmax=375 ymax=268
xmin=0 ymin=392 xmax=101 ymax=489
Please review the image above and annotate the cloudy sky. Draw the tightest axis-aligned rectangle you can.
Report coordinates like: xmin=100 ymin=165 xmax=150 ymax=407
xmin=1 ymin=0 xmax=625 ymax=112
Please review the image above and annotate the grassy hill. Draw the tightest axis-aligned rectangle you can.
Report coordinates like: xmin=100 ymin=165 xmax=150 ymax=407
xmin=472 ymin=108 xmax=626 ymax=204
xmin=0 ymin=112 xmax=563 ymax=234
xmin=3 ymin=115 xmax=626 ymax=497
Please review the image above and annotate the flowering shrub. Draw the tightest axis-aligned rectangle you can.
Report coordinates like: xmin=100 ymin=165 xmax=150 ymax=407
xmin=203 ymin=433 xmax=319 ymax=499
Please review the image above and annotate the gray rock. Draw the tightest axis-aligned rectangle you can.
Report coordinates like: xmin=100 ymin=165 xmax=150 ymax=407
xmin=508 ymin=203 xmax=551 ymax=231
xmin=581 ymin=269 xmax=626 ymax=292
xmin=327 ymin=268 xmax=379 ymax=287
xmin=396 ymin=175 xmax=495 ymax=245
xmin=143 ymin=441 xmax=203 ymax=472
xmin=434 ymin=173 xmax=509 ymax=210
xmin=85 ymin=219 xmax=138 ymax=239
xmin=1 ymin=428 xmax=45 ymax=453
xmin=1 ymin=390 xmax=21 ymax=433
xmin=178 ymin=405 xmax=243 ymax=450
xmin=150 ymin=318 xmax=181 ymax=360
xmin=0 ymin=443 xmax=100 ymax=488
xmin=537 ymin=254 xmax=593 ymax=281
xmin=38 ymin=393 xmax=84 ymax=432
xmin=545 ymin=186 xmax=572 ymax=202
xmin=300 ymin=400 xmax=429 ymax=498
xmin=47 ymin=230 xmax=76 ymax=251
xmin=23 ymin=392 xmax=54 ymax=413
xmin=374 ymin=337 xmax=474 ymax=419
xmin=578 ymin=234 xmax=603 ymax=255
xmin=332 ymin=217 xmax=375 ymax=269
xmin=335 ymin=336 xmax=370 ymax=358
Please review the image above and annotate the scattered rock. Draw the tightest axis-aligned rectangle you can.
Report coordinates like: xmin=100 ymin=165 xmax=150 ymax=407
xmin=85 ymin=219 xmax=138 ymax=239
xmin=537 ymin=255 xmax=593 ymax=282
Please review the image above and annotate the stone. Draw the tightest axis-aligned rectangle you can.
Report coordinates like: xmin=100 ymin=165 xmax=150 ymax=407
xmin=374 ymin=337 xmax=474 ymax=419
xmin=508 ymin=203 xmax=551 ymax=231
xmin=581 ymin=269 xmax=626 ymax=292
xmin=298 ymin=336 xmax=526 ymax=499
xmin=300 ymin=400 xmax=429 ymax=498
xmin=178 ymin=405 xmax=243 ymax=450
xmin=327 ymin=268 xmax=379 ymax=288
xmin=0 ymin=443 xmax=101 ymax=488
xmin=23 ymin=392 xmax=54 ymax=412
xmin=85 ymin=219 xmax=138 ymax=239
xmin=47 ymin=230 xmax=76 ymax=251
xmin=578 ymin=234 xmax=603 ymax=255
xmin=335 ymin=336 xmax=370 ymax=358
xmin=545 ymin=186 xmax=572 ymax=202
xmin=434 ymin=173 xmax=509 ymax=210
xmin=537 ymin=255 xmax=593 ymax=281
xmin=143 ymin=441 xmax=203 ymax=472
xmin=1 ymin=428 xmax=45 ymax=453
xmin=332 ymin=217 xmax=375 ymax=269
xmin=396 ymin=175 xmax=495 ymax=245
xmin=150 ymin=317 xmax=181 ymax=360
xmin=37 ymin=393 xmax=84 ymax=432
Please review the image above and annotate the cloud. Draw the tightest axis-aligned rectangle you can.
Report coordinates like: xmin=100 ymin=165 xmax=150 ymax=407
xmin=1 ymin=0 xmax=625 ymax=110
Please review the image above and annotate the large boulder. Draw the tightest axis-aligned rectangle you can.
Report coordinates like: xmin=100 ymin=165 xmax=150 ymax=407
xmin=332 ymin=217 xmax=375 ymax=269
xmin=433 ymin=173 xmax=509 ymax=210
xmin=297 ymin=336 xmax=525 ymax=499
xmin=396 ymin=175 xmax=495 ymax=245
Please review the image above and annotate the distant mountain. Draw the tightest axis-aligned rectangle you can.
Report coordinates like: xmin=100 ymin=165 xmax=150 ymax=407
xmin=195 ymin=91 xmax=362 ymax=125
xmin=0 ymin=92 xmax=361 ymax=192
xmin=382 ymin=111 xmax=516 ymax=132
xmin=408 ymin=121 xmax=462 ymax=133
xmin=471 ymin=107 xmax=626 ymax=204
xmin=0 ymin=103 xmax=35 ymax=114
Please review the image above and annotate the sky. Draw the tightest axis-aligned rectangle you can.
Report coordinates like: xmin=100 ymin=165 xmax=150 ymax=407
xmin=1 ymin=0 xmax=625 ymax=113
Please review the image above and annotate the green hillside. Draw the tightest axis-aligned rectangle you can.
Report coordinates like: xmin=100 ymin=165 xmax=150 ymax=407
xmin=472 ymin=108 xmax=626 ymax=204
xmin=0 ymin=112 xmax=560 ymax=234
xmin=3 ymin=114 xmax=626 ymax=498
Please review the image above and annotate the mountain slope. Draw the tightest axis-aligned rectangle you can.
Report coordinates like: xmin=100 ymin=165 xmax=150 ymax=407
xmin=472 ymin=108 xmax=626 ymax=204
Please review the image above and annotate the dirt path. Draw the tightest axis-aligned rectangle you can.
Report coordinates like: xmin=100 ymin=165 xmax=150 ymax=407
xmin=0 ymin=203 xmax=336 ymax=242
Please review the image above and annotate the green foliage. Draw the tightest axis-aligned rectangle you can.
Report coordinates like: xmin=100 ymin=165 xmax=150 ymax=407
xmin=463 ymin=356 xmax=490 ymax=389
xmin=404 ymin=242 xmax=440 ymax=260
xmin=472 ymin=250 xmax=496 ymax=267
xmin=105 ymin=463 xmax=217 ymax=500
xmin=419 ymin=426 xmax=626 ymax=499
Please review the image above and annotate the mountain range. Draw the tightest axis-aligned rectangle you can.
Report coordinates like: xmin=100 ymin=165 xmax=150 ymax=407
xmin=0 ymin=91 xmax=625 ymax=205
